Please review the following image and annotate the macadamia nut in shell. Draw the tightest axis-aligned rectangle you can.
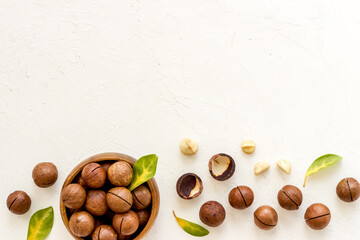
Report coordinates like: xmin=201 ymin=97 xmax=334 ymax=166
xmin=6 ymin=191 xmax=31 ymax=215
xmin=69 ymin=211 xmax=95 ymax=237
xmin=107 ymin=161 xmax=133 ymax=187
xmin=112 ymin=210 xmax=139 ymax=236
xmin=32 ymin=162 xmax=58 ymax=188
xmin=199 ymin=201 xmax=226 ymax=227
xmin=61 ymin=183 xmax=87 ymax=209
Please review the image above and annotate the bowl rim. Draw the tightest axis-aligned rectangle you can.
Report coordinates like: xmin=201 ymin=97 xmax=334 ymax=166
xmin=60 ymin=152 xmax=160 ymax=240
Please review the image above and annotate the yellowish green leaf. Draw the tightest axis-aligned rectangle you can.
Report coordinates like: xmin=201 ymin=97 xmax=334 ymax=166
xmin=173 ymin=211 xmax=209 ymax=237
xmin=303 ymin=154 xmax=342 ymax=187
xmin=128 ymin=154 xmax=158 ymax=191
xmin=27 ymin=206 xmax=54 ymax=240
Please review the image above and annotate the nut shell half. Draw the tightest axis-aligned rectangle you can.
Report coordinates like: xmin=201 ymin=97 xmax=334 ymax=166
xmin=176 ymin=173 xmax=203 ymax=199
xmin=208 ymin=153 xmax=235 ymax=181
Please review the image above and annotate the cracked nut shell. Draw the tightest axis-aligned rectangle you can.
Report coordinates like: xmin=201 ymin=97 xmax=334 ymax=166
xmin=176 ymin=173 xmax=203 ymax=200
xmin=112 ymin=210 xmax=140 ymax=236
xmin=61 ymin=183 xmax=87 ymax=209
xmin=92 ymin=225 xmax=117 ymax=240
xmin=336 ymin=177 xmax=360 ymax=202
xmin=85 ymin=190 xmax=108 ymax=216
xmin=132 ymin=185 xmax=152 ymax=210
xmin=32 ymin=162 xmax=58 ymax=188
xmin=304 ymin=203 xmax=331 ymax=230
xmin=277 ymin=185 xmax=303 ymax=210
xmin=208 ymin=153 xmax=235 ymax=181
xmin=69 ymin=211 xmax=95 ymax=237
xmin=199 ymin=201 xmax=226 ymax=227
xmin=6 ymin=190 xmax=31 ymax=215
xmin=107 ymin=161 xmax=133 ymax=187
xmin=228 ymin=186 xmax=254 ymax=210
xmin=254 ymin=205 xmax=278 ymax=230
xmin=136 ymin=209 xmax=150 ymax=227
xmin=81 ymin=163 xmax=107 ymax=189
xmin=106 ymin=187 xmax=133 ymax=213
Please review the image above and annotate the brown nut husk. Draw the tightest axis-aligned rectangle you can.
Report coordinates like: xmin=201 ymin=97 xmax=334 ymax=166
xmin=228 ymin=186 xmax=254 ymax=210
xmin=304 ymin=203 xmax=331 ymax=230
xmin=208 ymin=153 xmax=235 ymax=181
xmin=76 ymin=175 xmax=88 ymax=189
xmin=106 ymin=187 xmax=133 ymax=213
xmin=32 ymin=162 xmax=58 ymax=188
xmin=176 ymin=173 xmax=203 ymax=200
xmin=136 ymin=209 xmax=150 ymax=227
xmin=112 ymin=210 xmax=139 ymax=236
xmin=85 ymin=190 xmax=108 ymax=216
xmin=336 ymin=177 xmax=360 ymax=202
xmin=61 ymin=183 xmax=87 ymax=209
xmin=199 ymin=201 xmax=226 ymax=227
xmin=254 ymin=205 xmax=278 ymax=230
xmin=102 ymin=162 xmax=113 ymax=173
xmin=69 ymin=211 xmax=95 ymax=237
xmin=277 ymin=185 xmax=303 ymax=210
xmin=92 ymin=225 xmax=117 ymax=240
xmin=81 ymin=163 xmax=107 ymax=189
xmin=117 ymin=234 xmax=131 ymax=240
xmin=108 ymin=161 xmax=133 ymax=187
xmin=6 ymin=191 xmax=31 ymax=215
xmin=132 ymin=185 xmax=152 ymax=210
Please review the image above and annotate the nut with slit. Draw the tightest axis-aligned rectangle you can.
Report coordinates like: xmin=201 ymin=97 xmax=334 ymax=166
xmin=253 ymin=205 xmax=278 ymax=230
xmin=106 ymin=187 xmax=133 ymax=213
xmin=228 ymin=186 xmax=254 ymax=210
xmin=176 ymin=173 xmax=203 ymax=199
xmin=336 ymin=177 xmax=360 ymax=202
xmin=304 ymin=203 xmax=331 ymax=230
xmin=208 ymin=153 xmax=236 ymax=181
xmin=277 ymin=185 xmax=302 ymax=210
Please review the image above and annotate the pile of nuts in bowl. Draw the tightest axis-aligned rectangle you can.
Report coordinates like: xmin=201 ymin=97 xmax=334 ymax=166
xmin=61 ymin=161 xmax=152 ymax=240
xmin=176 ymin=138 xmax=360 ymax=234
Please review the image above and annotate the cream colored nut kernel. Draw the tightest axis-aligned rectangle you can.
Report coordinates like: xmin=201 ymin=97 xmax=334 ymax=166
xmin=276 ymin=159 xmax=291 ymax=174
xmin=179 ymin=138 xmax=198 ymax=155
xmin=241 ymin=139 xmax=256 ymax=154
xmin=254 ymin=161 xmax=270 ymax=175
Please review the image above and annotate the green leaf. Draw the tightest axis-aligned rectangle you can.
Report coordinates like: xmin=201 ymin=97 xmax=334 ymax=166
xmin=128 ymin=154 xmax=158 ymax=191
xmin=173 ymin=211 xmax=209 ymax=237
xmin=27 ymin=206 xmax=54 ymax=240
xmin=303 ymin=154 xmax=342 ymax=187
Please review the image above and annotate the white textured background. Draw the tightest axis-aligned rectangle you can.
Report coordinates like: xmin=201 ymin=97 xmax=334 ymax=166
xmin=1 ymin=0 xmax=360 ymax=239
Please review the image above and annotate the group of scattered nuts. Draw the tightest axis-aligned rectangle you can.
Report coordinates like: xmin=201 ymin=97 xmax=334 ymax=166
xmin=61 ymin=161 xmax=152 ymax=240
xmin=177 ymin=138 xmax=360 ymax=232
xmin=6 ymin=162 xmax=58 ymax=215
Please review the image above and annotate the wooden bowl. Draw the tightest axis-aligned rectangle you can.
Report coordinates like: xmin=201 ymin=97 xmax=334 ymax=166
xmin=60 ymin=152 xmax=160 ymax=239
